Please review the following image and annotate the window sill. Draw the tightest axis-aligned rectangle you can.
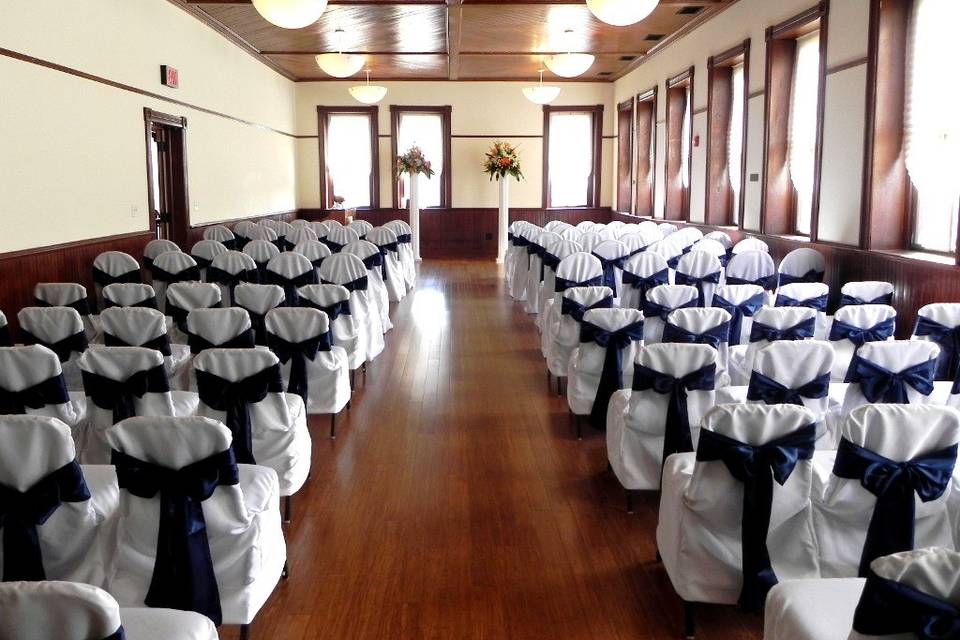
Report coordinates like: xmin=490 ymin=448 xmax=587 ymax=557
xmin=770 ymin=234 xmax=812 ymax=243
xmin=874 ymin=249 xmax=957 ymax=266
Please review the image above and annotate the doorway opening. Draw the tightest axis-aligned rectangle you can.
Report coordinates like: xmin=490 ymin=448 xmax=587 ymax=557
xmin=144 ymin=108 xmax=190 ymax=247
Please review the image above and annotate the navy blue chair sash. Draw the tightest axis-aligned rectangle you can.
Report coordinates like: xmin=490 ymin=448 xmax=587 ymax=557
xmin=696 ymin=424 xmax=817 ymax=612
xmin=674 ymin=271 xmax=722 ymax=307
xmin=191 ymin=255 xmax=213 ymax=271
xmin=666 ymin=254 xmax=682 ymax=270
xmin=845 ymin=356 xmax=936 ymax=401
xmin=233 ymin=235 xmax=249 ymax=251
xmin=512 ymin=236 xmax=531 ymax=249
xmin=592 ymin=253 xmax=628 ymax=296
xmin=749 ymin=317 xmax=816 ymax=343
xmin=712 ymin=292 xmax=766 ymax=346
xmin=205 ymin=267 xmax=255 ymax=307
xmin=778 ymin=269 xmax=825 ymax=287
xmin=195 ymin=365 xmax=284 ymax=464
xmin=829 ymin=317 xmax=896 ymax=346
xmin=633 ymin=363 xmax=716 ymax=467
xmin=0 ymin=325 xmax=10 ymax=347
xmin=839 ymin=292 xmax=894 ymax=307
xmin=560 ymin=295 xmax=614 ymax=322
xmin=20 ymin=330 xmax=88 ymax=363
xmin=103 ymin=296 xmax=158 ymax=311
xmin=92 ymin=267 xmax=140 ymax=288
xmin=300 ymin=299 xmax=351 ymax=323
xmin=102 ymin=332 xmax=172 ymax=357
xmin=580 ymin=319 xmax=645 ymax=427
xmin=361 ymin=253 xmax=386 ymax=281
xmin=727 ymin=274 xmax=778 ymax=291
xmin=112 ymin=448 xmax=237 ymax=625
xmin=554 ymin=275 xmax=603 ymax=294
xmin=268 ymin=271 xmax=317 ymax=306
xmin=35 ymin=298 xmax=90 ymax=317
xmin=150 ymin=265 xmax=201 ymax=285
xmin=622 ymin=268 xmax=669 ymax=310
xmin=914 ymin=316 xmax=960 ymax=381
xmin=0 ymin=375 xmax=70 ymax=415
xmin=82 ymin=365 xmax=169 ymax=424
xmin=747 ymin=371 xmax=830 ymax=406
xmin=376 ymin=243 xmax=399 ymax=281
xmin=267 ymin=331 xmax=332 ymax=406
xmin=396 ymin=233 xmax=412 ymax=245
xmin=322 ymin=238 xmax=345 ymax=253
xmin=238 ymin=308 xmax=270 ymax=346
xmin=187 ymin=328 xmax=256 ymax=355
xmin=776 ymin=293 xmax=828 ymax=312
xmin=662 ymin=321 xmax=730 ymax=350
xmin=833 ymin=437 xmax=957 ymax=576
xmin=541 ymin=251 xmax=562 ymax=271
xmin=276 ymin=237 xmax=294 ymax=253
xmin=853 ymin=569 xmax=960 ymax=638
xmin=165 ymin=303 xmax=197 ymax=334
xmin=322 ymin=276 xmax=368 ymax=293
xmin=102 ymin=627 xmax=126 ymax=640
xmin=642 ymin=297 xmax=698 ymax=322
xmin=0 ymin=460 xmax=90 ymax=581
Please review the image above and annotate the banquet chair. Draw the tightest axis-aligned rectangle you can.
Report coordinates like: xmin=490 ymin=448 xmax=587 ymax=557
xmin=233 ymin=283 xmax=286 ymax=346
xmin=537 ymin=237 xmax=581 ymax=326
xmin=92 ymin=251 xmax=141 ymax=310
xmin=293 ymin=238 xmax=333 ymax=281
xmin=141 ymin=240 xmax=180 ymax=275
xmin=203 ymin=223 xmax=236 ymax=250
xmin=642 ymin=284 xmax=698 ymax=344
xmin=164 ymin=282 xmax=221 ymax=344
xmin=559 ymin=225 xmax=583 ymax=243
xmin=828 ymin=304 xmax=897 ymax=381
xmin=242 ymin=239 xmax=281 ymax=280
xmin=619 ymin=252 xmax=670 ymax=312
xmin=546 ymin=286 xmax=614 ymax=388
xmin=539 ymin=252 xmax=603 ymax=358
xmin=616 ymin=222 xmax=639 ymax=237
xmin=365 ymin=226 xmax=405 ymax=303
xmin=298 ymin=284 xmax=364 ymax=377
xmin=233 ymin=220 xmax=256 ymax=250
xmin=0 ymin=345 xmax=87 ymax=444
xmin=912 ymin=302 xmax=960 ymax=381
xmin=777 ymin=282 xmax=830 ymax=338
xmin=265 ymin=252 xmax=317 ymax=307
xmin=320 ymin=252 xmax=385 ymax=363
xmin=504 ymin=220 xmax=526 ymax=284
xmin=286 ymin=224 xmax=319 ymax=249
xmin=0 ymin=580 xmax=219 ymax=640
xmin=730 ymin=306 xmax=818 ymax=385
xmin=150 ymin=251 xmax=201 ymax=313
xmin=243 ymin=223 xmax=279 ymax=249
xmin=578 ymin=231 xmax=603 ymax=254
xmin=317 ymin=219 xmax=342 ymax=234
xmin=101 ymin=283 xmax=158 ymax=310
xmin=732 ymin=237 xmax=769 ymax=255
xmin=544 ymin=220 xmax=571 ymax=234
xmin=524 ymin=230 xmax=560 ymax=315
xmin=841 ymin=340 xmax=941 ymax=414
xmin=607 ymin=343 xmax=717 ymax=504
xmin=187 ymin=308 xmax=255 ymax=354
xmin=0 ymin=414 xmax=107 ymax=585
xmin=34 ymin=282 xmax=96 ymax=340
xmin=189 ymin=239 xmax=229 ymax=280
xmin=703 ymin=230 xmax=733 ymax=254
xmin=597 ymin=225 xmax=619 ymax=242
xmin=342 ymin=239 xmax=393 ymax=332
xmin=206 ymin=250 xmax=258 ymax=307
xmin=658 ymin=403 xmax=820 ymax=631
xmin=193 ymin=349 xmax=311 ymax=512
xmin=99 ymin=306 xmax=191 ymax=389
xmin=763 ymin=547 xmax=960 ymax=640
xmin=619 ymin=230 xmax=657 ymax=256
xmin=77 ymin=346 xmax=193 ymax=464
xmin=689 ymin=237 xmax=728 ymax=266
xmin=674 ymin=251 xmax=723 ymax=307
xmin=658 ymin=222 xmax=678 ymax=237
xmin=18 ymin=306 xmax=88 ymax=391
xmin=308 ymin=220 xmax=330 ymax=243
xmin=265 ymin=307 xmax=351 ymax=437
xmin=649 ymin=236 xmax=685 ymax=270
xmin=347 ymin=219 xmax=373 ymax=239
xmin=662 ymin=307 xmax=732 ymax=379
xmin=291 ymin=219 xmax=310 ymax=226
xmin=261 ymin=219 xmax=293 ymax=251
xmin=838 ymin=280 xmax=895 ymax=307
xmin=591 ymin=239 xmax=631 ymax=302
xmin=104 ymin=415 xmax=286 ymax=636
xmin=725 ymin=250 xmax=778 ymax=294
xmin=813 ymin=404 xmax=960 ymax=578
xmin=778 ymin=248 xmax=826 ymax=287
xmin=324 ymin=225 xmax=361 ymax=254
xmin=710 ymin=283 xmax=765 ymax=347
xmin=0 ymin=311 xmax=10 ymax=346
xmin=508 ymin=223 xmax=538 ymax=301
xmin=384 ymin=219 xmax=415 ymax=289
xmin=576 ymin=220 xmax=596 ymax=231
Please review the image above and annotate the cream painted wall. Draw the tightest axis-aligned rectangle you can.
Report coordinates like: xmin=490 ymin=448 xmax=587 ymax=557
xmin=612 ymin=0 xmax=871 ymax=245
xmin=0 ymin=0 xmax=297 ymax=253
xmin=294 ymin=81 xmax=615 ymax=210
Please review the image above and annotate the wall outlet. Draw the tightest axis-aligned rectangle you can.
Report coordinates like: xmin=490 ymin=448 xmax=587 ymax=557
xmin=749 ymin=173 xmax=760 ymax=182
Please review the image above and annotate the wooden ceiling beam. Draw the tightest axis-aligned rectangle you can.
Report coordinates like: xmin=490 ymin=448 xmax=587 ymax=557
xmin=446 ymin=0 xmax=462 ymax=80
xmin=184 ymin=0 xmax=727 ymax=4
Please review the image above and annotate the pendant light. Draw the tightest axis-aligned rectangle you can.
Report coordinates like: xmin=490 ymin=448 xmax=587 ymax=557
xmin=586 ymin=0 xmax=659 ymax=27
xmin=522 ymin=69 xmax=561 ymax=105
xmin=316 ymin=28 xmax=366 ymax=78
xmin=252 ymin=0 xmax=327 ymax=29
xmin=544 ymin=29 xmax=595 ymax=78
xmin=349 ymin=70 xmax=388 ymax=105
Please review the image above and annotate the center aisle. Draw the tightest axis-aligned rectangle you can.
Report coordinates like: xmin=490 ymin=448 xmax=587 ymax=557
xmin=246 ymin=259 xmax=762 ymax=640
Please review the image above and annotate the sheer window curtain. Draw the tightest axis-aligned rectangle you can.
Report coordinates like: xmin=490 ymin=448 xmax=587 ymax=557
xmin=728 ymin=64 xmax=745 ymax=223
xmin=399 ymin=113 xmax=444 ymax=208
xmin=788 ymin=31 xmax=820 ymax=236
xmin=905 ymin=0 xmax=960 ymax=253
xmin=328 ymin=114 xmax=373 ymax=208
xmin=680 ymin=87 xmax=692 ymax=189
xmin=549 ymin=113 xmax=594 ymax=207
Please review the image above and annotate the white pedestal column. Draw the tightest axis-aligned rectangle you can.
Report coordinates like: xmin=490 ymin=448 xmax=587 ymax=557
xmin=497 ymin=177 xmax=509 ymax=264
xmin=409 ymin=172 xmax=422 ymax=262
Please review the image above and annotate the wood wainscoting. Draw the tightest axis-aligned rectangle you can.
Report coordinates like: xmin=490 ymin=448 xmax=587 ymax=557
xmin=613 ymin=212 xmax=960 ymax=338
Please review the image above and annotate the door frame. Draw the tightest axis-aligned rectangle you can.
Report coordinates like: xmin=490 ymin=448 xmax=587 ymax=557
xmin=143 ymin=107 xmax=190 ymax=247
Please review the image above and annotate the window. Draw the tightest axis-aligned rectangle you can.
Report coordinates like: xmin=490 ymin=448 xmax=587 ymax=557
xmin=542 ymin=105 xmax=604 ymax=208
xmin=617 ymin=98 xmax=634 ymax=213
xmin=706 ymin=40 xmax=750 ymax=227
xmin=665 ymin=68 xmax=694 ymax=220
xmin=635 ymin=87 xmax=658 ymax=217
xmin=317 ymin=106 xmax=379 ymax=210
xmin=390 ymin=106 xmax=452 ymax=209
xmin=761 ymin=2 xmax=828 ymax=239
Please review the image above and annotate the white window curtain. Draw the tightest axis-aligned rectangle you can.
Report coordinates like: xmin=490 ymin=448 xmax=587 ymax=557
xmin=788 ymin=31 xmax=820 ymax=236
xmin=728 ymin=63 xmax=745 ymax=222
xmin=399 ymin=113 xmax=444 ymax=208
xmin=905 ymin=0 xmax=960 ymax=253
xmin=549 ymin=112 xmax=594 ymax=207
xmin=327 ymin=114 xmax=372 ymax=208
xmin=680 ymin=86 xmax=692 ymax=189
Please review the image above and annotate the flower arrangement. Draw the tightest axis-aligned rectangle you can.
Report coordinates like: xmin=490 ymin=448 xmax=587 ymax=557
xmin=395 ymin=145 xmax=435 ymax=179
xmin=483 ymin=141 xmax=523 ymax=181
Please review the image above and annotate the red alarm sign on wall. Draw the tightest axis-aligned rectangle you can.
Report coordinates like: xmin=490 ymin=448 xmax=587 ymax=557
xmin=161 ymin=65 xmax=179 ymax=88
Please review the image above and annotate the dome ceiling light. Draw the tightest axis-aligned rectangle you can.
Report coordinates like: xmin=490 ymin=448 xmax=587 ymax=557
xmin=586 ymin=0 xmax=660 ymax=27
xmin=252 ymin=0 xmax=327 ymax=30
xmin=316 ymin=28 xmax=366 ymax=78
xmin=349 ymin=70 xmax=388 ymax=104
xmin=543 ymin=29 xmax=595 ymax=78
xmin=522 ymin=69 xmax=561 ymax=105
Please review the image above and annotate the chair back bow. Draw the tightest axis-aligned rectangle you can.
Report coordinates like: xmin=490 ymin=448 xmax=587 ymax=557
xmin=322 ymin=238 xmax=345 ymax=253
xmin=92 ymin=267 xmax=140 ymax=288
xmin=622 ymin=269 xmax=669 ymax=309
xmin=829 ymin=317 xmax=896 ymax=346
xmin=0 ymin=375 xmax=70 ymax=414
xmin=35 ymin=298 xmax=91 ymax=317
xmin=747 ymin=371 xmax=829 ymax=406
xmin=726 ymin=274 xmax=778 ymax=291
xmin=840 ymin=292 xmax=894 ymax=307
xmin=560 ymin=296 xmax=613 ymax=322
xmin=749 ymin=317 xmax=816 ymax=343
xmin=914 ymin=316 xmax=960 ymax=381
xmin=396 ymin=233 xmax=412 ymax=245
xmin=696 ymin=424 xmax=817 ymax=611
xmin=642 ymin=297 xmax=697 ymax=322
xmin=20 ymin=330 xmax=88 ymax=364
xmin=82 ymin=365 xmax=170 ymax=424
xmin=853 ymin=569 xmax=960 ymax=639
xmin=579 ymin=319 xmax=645 ymax=426
xmin=674 ymin=271 xmax=722 ymax=307
xmin=267 ymin=332 xmax=332 ymax=405
xmin=268 ymin=271 xmax=316 ymax=306
xmin=103 ymin=332 xmax=172 ymax=357
xmin=149 ymin=265 xmax=201 ymax=285
xmin=591 ymin=253 xmax=628 ymax=296
xmin=112 ymin=448 xmax=238 ymax=625
xmin=554 ymin=275 xmax=603 ymax=294
xmin=205 ymin=267 xmax=255 ymax=307
xmin=187 ymin=328 xmax=256 ymax=356
xmin=662 ymin=321 xmax=730 ymax=350
xmin=778 ymin=269 xmax=825 ymax=287
xmin=322 ymin=276 xmax=368 ymax=293
xmin=775 ymin=293 xmax=828 ymax=312
xmin=361 ymin=253 xmax=386 ymax=281
xmin=833 ymin=438 xmax=957 ymax=576
xmin=712 ymin=293 xmax=766 ymax=346
xmin=301 ymin=299 xmax=351 ymax=323
xmin=846 ymin=356 xmax=936 ymax=402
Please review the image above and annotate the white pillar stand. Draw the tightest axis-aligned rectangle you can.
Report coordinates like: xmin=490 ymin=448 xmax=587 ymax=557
xmin=408 ymin=172 xmax=422 ymax=262
xmin=497 ymin=177 xmax=509 ymax=264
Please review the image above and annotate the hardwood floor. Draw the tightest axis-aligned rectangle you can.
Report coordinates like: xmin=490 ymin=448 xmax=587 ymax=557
xmin=234 ymin=259 xmax=763 ymax=640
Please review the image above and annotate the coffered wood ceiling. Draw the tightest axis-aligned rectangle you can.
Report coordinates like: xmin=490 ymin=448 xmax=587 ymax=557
xmin=173 ymin=0 xmax=737 ymax=82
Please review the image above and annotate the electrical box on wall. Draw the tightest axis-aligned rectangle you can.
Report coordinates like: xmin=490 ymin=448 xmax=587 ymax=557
xmin=160 ymin=65 xmax=179 ymax=88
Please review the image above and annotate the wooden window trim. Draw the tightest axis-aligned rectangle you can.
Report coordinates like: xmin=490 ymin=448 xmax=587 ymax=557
xmin=617 ymin=97 xmax=635 ymax=214
xmin=541 ymin=104 xmax=605 ymax=209
xmin=389 ymin=105 xmax=453 ymax=209
xmin=635 ymin=86 xmax=659 ymax=218
xmin=761 ymin=1 xmax=829 ymax=239
xmin=143 ymin=107 xmax=189 ymax=245
xmin=705 ymin=39 xmax=751 ymax=228
xmin=664 ymin=67 xmax=695 ymax=221
xmin=317 ymin=106 xmax=380 ymax=211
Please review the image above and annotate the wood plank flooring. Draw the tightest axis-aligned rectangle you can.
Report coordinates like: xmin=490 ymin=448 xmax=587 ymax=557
xmin=233 ymin=259 xmax=763 ymax=640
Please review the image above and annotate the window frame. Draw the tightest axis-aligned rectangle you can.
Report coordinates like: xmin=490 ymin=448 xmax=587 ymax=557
xmin=705 ymin=39 xmax=751 ymax=228
xmin=664 ymin=67 xmax=695 ymax=221
xmin=317 ymin=105 xmax=381 ymax=211
xmin=389 ymin=105 xmax=452 ymax=209
xmin=760 ymin=1 xmax=829 ymax=239
xmin=541 ymin=104 xmax=605 ymax=209
xmin=635 ymin=86 xmax=659 ymax=218
xmin=617 ymin=97 xmax=635 ymax=214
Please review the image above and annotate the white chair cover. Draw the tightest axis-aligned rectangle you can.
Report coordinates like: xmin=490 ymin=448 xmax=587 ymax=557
xmin=233 ymin=220 xmax=256 ymax=244
xmin=559 ymin=226 xmax=583 ymax=243
xmin=319 ymin=253 xmax=385 ymax=362
xmin=242 ymin=239 xmax=281 ymax=279
xmin=141 ymin=240 xmax=180 ymax=272
xmin=547 ymin=286 xmax=613 ymax=378
xmin=384 ymin=219 xmax=416 ymax=289
xmin=590 ymin=239 xmax=631 ymax=304
xmin=690 ymin=238 xmax=728 ymax=263
xmin=365 ymin=226 xmax=405 ymax=303
xmin=540 ymin=252 xmax=603 ymax=358
xmin=733 ymin=237 xmax=770 ymax=254
xmin=187 ymin=308 xmax=255 ymax=352
xmin=544 ymin=220 xmax=571 ymax=234
xmin=828 ymin=304 xmax=897 ymax=381
xmin=243 ymin=224 xmax=278 ymax=244
xmin=342 ymin=239 xmax=393 ymax=332
xmin=536 ymin=238 xmax=582 ymax=328
xmin=99 ymin=306 xmax=191 ymax=390
xmin=233 ymin=283 xmax=285 ymax=347
xmin=325 ymin=225 xmax=361 ymax=253
xmin=164 ymin=283 xmax=221 ymax=344
xmin=576 ymin=220 xmax=596 ymax=231
xmin=508 ymin=223 xmax=538 ymax=301
xmin=291 ymin=219 xmax=309 ymax=226
xmin=102 ymin=283 xmax=157 ymax=309
xmin=619 ymin=252 xmax=669 ymax=312
xmin=261 ymin=219 xmax=293 ymax=250
xmin=597 ymin=225 xmax=619 ymax=242
xmin=642 ymin=284 xmax=698 ymax=344
xmin=293 ymin=238 xmax=332 ymax=278
xmin=203 ymin=224 xmax=236 ymax=249
xmin=297 ymin=284 xmax=362 ymax=371
xmin=0 ymin=311 xmax=10 ymax=347
xmin=265 ymin=252 xmax=317 ymax=306
xmin=189 ymin=240 xmax=228 ymax=281
xmin=524 ymin=230 xmax=561 ymax=315
xmin=308 ymin=220 xmax=329 ymax=240
xmin=504 ymin=220 xmax=525 ymax=283
xmin=92 ymin=251 xmax=142 ymax=309
xmin=778 ymin=248 xmax=826 ymax=287
xmin=618 ymin=231 xmax=657 ymax=255
xmin=663 ymin=307 xmax=732 ymax=376
xmin=777 ymin=282 xmax=830 ymax=338
xmin=286 ymin=225 xmax=319 ymax=248
xmin=839 ymin=281 xmax=895 ymax=308
xmin=578 ymin=231 xmax=602 ymax=254
xmin=206 ymin=250 xmax=257 ymax=307
xmin=912 ymin=303 xmax=960 ymax=382
xmin=711 ymin=283 xmax=766 ymax=347
xmin=648 ymin=238 xmax=684 ymax=273
xmin=840 ymin=340 xmax=941 ymax=415
xmin=104 ymin=415 xmax=286 ymax=626
xmin=34 ymin=283 xmax=96 ymax=341
xmin=658 ymin=222 xmax=678 ymax=236
xmin=347 ymin=219 xmax=373 ymax=238
xmin=726 ymin=250 xmax=778 ymax=294
xmin=674 ymin=250 xmax=723 ymax=307
xmin=150 ymin=252 xmax=201 ymax=314
xmin=703 ymin=230 xmax=733 ymax=252
xmin=18 ymin=306 xmax=88 ymax=391
xmin=732 ymin=306 xmax=819 ymax=385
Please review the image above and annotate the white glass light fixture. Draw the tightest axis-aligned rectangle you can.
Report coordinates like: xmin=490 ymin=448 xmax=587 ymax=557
xmin=252 ymin=0 xmax=327 ymax=29
xmin=349 ymin=70 xmax=388 ymax=104
xmin=522 ymin=69 xmax=561 ymax=105
xmin=316 ymin=28 xmax=366 ymax=78
xmin=544 ymin=29 xmax=595 ymax=78
xmin=586 ymin=0 xmax=659 ymax=27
